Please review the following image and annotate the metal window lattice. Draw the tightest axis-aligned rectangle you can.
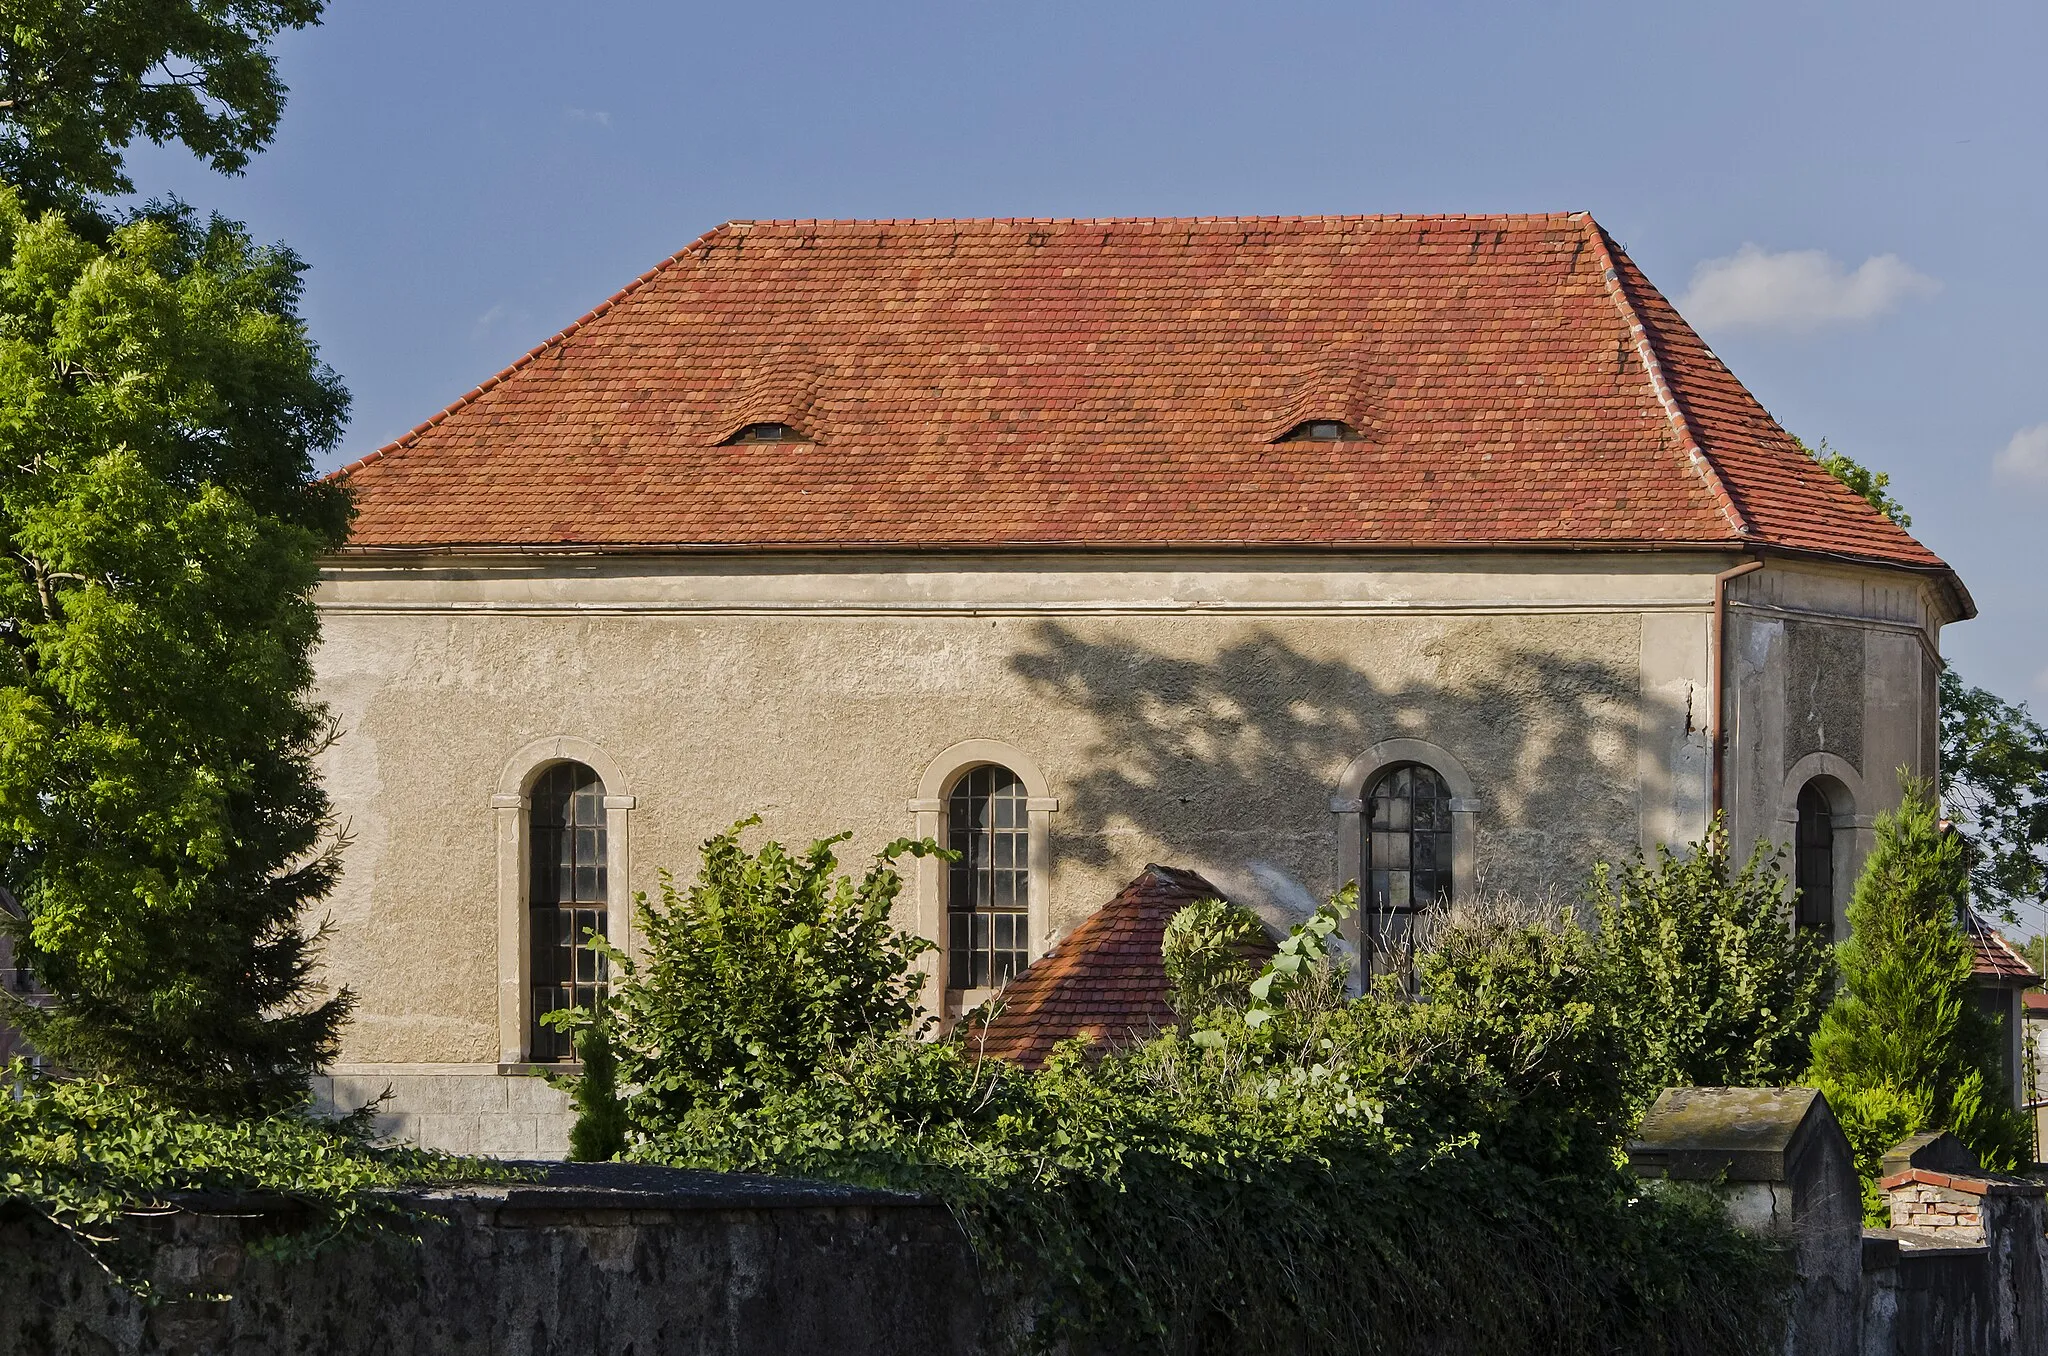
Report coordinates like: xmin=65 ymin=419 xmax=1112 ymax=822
xmin=529 ymin=761 xmax=608 ymax=1061
xmin=1795 ymin=783 xmax=1835 ymax=937
xmin=947 ymin=765 xmax=1030 ymax=989
xmin=1365 ymin=763 xmax=1454 ymax=923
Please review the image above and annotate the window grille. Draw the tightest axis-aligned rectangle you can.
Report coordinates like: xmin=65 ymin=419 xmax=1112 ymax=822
xmin=529 ymin=761 xmax=608 ymax=1061
xmin=1795 ymin=782 xmax=1835 ymax=937
xmin=947 ymin=764 xmax=1030 ymax=988
xmin=1365 ymin=762 xmax=1454 ymax=919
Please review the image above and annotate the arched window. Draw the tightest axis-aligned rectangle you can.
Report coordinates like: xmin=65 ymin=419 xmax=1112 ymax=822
xmin=1365 ymin=762 xmax=1455 ymax=919
xmin=1795 ymin=781 xmax=1835 ymax=937
xmin=529 ymin=761 xmax=608 ymax=1061
xmin=947 ymin=764 xmax=1031 ymax=989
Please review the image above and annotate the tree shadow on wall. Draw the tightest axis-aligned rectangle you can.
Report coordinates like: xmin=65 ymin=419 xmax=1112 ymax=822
xmin=1007 ymin=618 xmax=1697 ymax=917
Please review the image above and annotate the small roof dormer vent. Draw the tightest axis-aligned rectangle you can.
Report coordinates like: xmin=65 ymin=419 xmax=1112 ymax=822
xmin=1276 ymin=419 xmax=1362 ymax=443
xmin=722 ymin=421 xmax=812 ymax=445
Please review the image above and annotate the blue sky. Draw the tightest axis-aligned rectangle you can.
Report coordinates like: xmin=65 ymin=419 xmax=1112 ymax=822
xmin=126 ymin=0 xmax=2048 ymax=702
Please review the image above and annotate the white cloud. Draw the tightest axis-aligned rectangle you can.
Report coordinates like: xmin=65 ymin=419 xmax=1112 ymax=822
xmin=1993 ymin=422 xmax=2048 ymax=486
xmin=471 ymin=302 xmax=520 ymax=340
xmin=1678 ymin=244 xmax=1939 ymax=333
xmin=565 ymin=107 xmax=612 ymax=128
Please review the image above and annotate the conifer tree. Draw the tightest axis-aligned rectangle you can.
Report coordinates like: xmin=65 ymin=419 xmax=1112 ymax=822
xmin=1807 ymin=780 xmax=2033 ymax=1209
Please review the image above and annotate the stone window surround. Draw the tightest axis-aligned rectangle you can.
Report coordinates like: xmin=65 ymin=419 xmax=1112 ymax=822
xmin=1331 ymin=738 xmax=1479 ymax=957
xmin=491 ymin=735 xmax=635 ymax=1069
xmin=908 ymin=739 xmax=1058 ymax=1013
xmin=1774 ymin=752 xmax=1873 ymax=941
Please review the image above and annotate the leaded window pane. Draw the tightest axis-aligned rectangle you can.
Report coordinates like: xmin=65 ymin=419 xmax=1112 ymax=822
xmin=1364 ymin=763 xmax=1455 ymax=918
xmin=947 ymin=764 xmax=1032 ymax=990
xmin=529 ymin=761 xmax=609 ymax=1061
xmin=1795 ymin=782 xmax=1835 ymax=938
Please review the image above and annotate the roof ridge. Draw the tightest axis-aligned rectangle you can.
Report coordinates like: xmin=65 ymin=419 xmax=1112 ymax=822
xmin=1585 ymin=222 xmax=1751 ymax=540
xmin=719 ymin=212 xmax=1592 ymax=229
xmin=326 ymin=222 xmax=740 ymax=482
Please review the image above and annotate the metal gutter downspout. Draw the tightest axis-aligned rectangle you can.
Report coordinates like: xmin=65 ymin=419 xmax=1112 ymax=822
xmin=1710 ymin=557 xmax=1767 ymax=819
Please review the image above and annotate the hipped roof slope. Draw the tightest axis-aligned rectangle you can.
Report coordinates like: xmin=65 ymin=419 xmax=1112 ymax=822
xmin=970 ymin=864 xmax=1244 ymax=1070
xmin=337 ymin=214 xmax=1958 ymax=598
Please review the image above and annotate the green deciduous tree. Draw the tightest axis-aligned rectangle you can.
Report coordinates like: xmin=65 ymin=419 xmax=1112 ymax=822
xmin=0 ymin=0 xmax=325 ymax=219
xmin=1793 ymin=435 xmax=2047 ymax=923
xmin=1590 ymin=820 xmax=1835 ymax=1107
xmin=1807 ymin=781 xmax=2033 ymax=1213
xmin=1939 ymin=665 xmax=2048 ymax=922
xmin=0 ymin=187 xmax=351 ymax=1113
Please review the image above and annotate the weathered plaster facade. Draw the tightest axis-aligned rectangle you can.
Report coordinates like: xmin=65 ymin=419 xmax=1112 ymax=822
xmin=309 ymin=547 xmax=1951 ymax=1154
xmin=1722 ymin=560 xmax=1947 ymax=939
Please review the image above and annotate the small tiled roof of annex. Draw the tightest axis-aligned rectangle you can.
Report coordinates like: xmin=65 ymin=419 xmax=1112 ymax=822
xmin=969 ymin=864 xmax=1263 ymax=1070
xmin=334 ymin=215 xmax=1963 ymax=605
xmin=1968 ymin=913 xmax=2042 ymax=987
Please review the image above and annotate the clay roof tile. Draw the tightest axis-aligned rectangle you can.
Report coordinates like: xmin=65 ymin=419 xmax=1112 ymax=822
xmin=967 ymin=864 xmax=1260 ymax=1069
xmin=335 ymin=215 xmax=1963 ymax=608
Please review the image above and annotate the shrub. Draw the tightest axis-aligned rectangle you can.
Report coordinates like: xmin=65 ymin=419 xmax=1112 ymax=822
xmin=1590 ymin=820 xmax=1835 ymax=1111
xmin=562 ymin=1006 xmax=628 ymax=1163
xmin=607 ymin=825 xmax=1788 ymax=1355
xmin=0 ymin=1060 xmax=501 ymax=1295
xmin=1394 ymin=897 xmax=1636 ymax=1178
xmin=1160 ymin=896 xmax=1269 ymax=1025
xmin=576 ymin=818 xmax=940 ymax=1144
xmin=1807 ymin=779 xmax=2034 ymax=1217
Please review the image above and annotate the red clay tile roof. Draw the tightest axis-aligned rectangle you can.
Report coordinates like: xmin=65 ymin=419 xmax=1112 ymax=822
xmin=968 ymin=864 xmax=1250 ymax=1069
xmin=335 ymin=214 xmax=1962 ymax=605
xmin=1968 ymin=913 xmax=2042 ymax=987
xmin=2023 ymin=990 xmax=2048 ymax=1015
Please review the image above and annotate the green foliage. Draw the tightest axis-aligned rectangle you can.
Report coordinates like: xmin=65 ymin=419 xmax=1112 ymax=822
xmin=0 ymin=187 xmax=352 ymax=1114
xmin=554 ymin=1005 xmax=628 ymax=1163
xmin=1796 ymin=435 xmax=1911 ymax=527
xmin=1159 ymin=896 xmax=1267 ymax=1026
xmin=1241 ymin=887 xmax=1347 ymax=1029
xmin=1394 ymin=900 xmax=1638 ymax=1178
xmin=1807 ymin=780 xmax=2034 ymax=1216
xmin=0 ymin=1058 xmax=502 ymax=1296
xmin=595 ymin=818 xmax=941 ymax=1138
xmin=613 ymin=827 xmax=1788 ymax=1354
xmin=0 ymin=0 xmax=325 ymax=219
xmin=1939 ymin=663 xmax=2048 ymax=921
xmin=1591 ymin=820 xmax=1835 ymax=1108
xmin=1791 ymin=437 xmax=2046 ymax=920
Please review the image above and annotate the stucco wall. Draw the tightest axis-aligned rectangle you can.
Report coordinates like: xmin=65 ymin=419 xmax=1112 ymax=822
xmin=1722 ymin=561 xmax=1946 ymax=939
xmin=314 ymin=552 xmax=1715 ymax=1070
xmin=308 ymin=550 xmax=1947 ymax=1126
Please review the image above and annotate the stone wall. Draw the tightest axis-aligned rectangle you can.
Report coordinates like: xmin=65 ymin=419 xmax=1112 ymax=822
xmin=312 ymin=1065 xmax=577 ymax=1159
xmin=0 ymin=1164 xmax=992 ymax=1356
xmin=1630 ymin=1091 xmax=2048 ymax=1356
